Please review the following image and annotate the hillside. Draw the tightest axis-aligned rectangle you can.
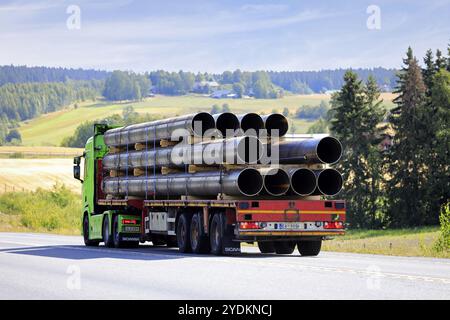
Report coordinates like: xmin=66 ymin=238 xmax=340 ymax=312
xmin=18 ymin=93 xmax=396 ymax=146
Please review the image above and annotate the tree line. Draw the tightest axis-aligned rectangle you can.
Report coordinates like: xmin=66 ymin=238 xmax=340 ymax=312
xmin=329 ymin=45 xmax=449 ymax=228
xmin=268 ymin=67 xmax=396 ymax=93
xmin=0 ymin=65 xmax=108 ymax=86
xmin=0 ymin=80 xmax=103 ymax=145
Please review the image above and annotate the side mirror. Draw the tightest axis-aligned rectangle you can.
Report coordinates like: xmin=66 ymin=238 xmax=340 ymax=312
xmin=73 ymin=156 xmax=83 ymax=182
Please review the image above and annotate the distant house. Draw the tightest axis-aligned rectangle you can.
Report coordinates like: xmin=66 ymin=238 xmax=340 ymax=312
xmin=193 ymin=80 xmax=220 ymax=93
xmin=210 ymin=89 xmax=236 ymax=99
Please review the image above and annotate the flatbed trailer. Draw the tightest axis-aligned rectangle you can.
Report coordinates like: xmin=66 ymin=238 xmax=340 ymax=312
xmin=74 ymin=124 xmax=346 ymax=256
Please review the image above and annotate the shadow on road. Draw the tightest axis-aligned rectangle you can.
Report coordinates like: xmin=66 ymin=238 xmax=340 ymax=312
xmin=0 ymin=244 xmax=311 ymax=260
xmin=0 ymin=245 xmax=186 ymax=261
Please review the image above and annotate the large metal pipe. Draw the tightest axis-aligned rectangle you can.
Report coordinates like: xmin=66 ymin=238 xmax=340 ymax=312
xmin=258 ymin=168 xmax=290 ymax=196
xmin=315 ymin=168 xmax=343 ymax=196
xmin=102 ymin=168 xmax=263 ymax=197
xmin=213 ymin=113 xmax=240 ymax=137
xmin=103 ymin=112 xmax=216 ymax=147
xmin=102 ymin=136 xmax=263 ymax=170
xmin=271 ymin=136 xmax=342 ymax=164
xmin=236 ymin=113 xmax=264 ymax=135
xmin=288 ymin=168 xmax=317 ymax=196
xmin=261 ymin=113 xmax=289 ymax=137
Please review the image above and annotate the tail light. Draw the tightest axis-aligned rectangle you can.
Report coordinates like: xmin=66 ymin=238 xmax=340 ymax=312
xmin=239 ymin=222 xmax=261 ymax=229
xmin=323 ymin=221 xmax=344 ymax=229
xmin=122 ymin=219 xmax=137 ymax=225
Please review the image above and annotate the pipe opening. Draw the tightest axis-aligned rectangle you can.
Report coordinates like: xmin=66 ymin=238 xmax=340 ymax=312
xmin=290 ymin=168 xmax=317 ymax=196
xmin=237 ymin=136 xmax=262 ymax=164
xmin=240 ymin=113 xmax=264 ymax=135
xmin=216 ymin=113 xmax=240 ymax=137
xmin=237 ymin=169 xmax=263 ymax=196
xmin=265 ymin=114 xmax=289 ymax=137
xmin=264 ymin=169 xmax=290 ymax=196
xmin=317 ymin=169 xmax=343 ymax=196
xmin=317 ymin=137 xmax=343 ymax=164
xmin=192 ymin=112 xmax=215 ymax=136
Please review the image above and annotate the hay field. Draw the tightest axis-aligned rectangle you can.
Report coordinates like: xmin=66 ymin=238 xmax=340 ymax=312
xmin=0 ymin=158 xmax=80 ymax=194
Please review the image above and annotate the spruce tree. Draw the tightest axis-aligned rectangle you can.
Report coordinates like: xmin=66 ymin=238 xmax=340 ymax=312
xmin=429 ymin=69 xmax=450 ymax=218
xmin=330 ymin=72 xmax=385 ymax=228
xmin=387 ymin=47 xmax=428 ymax=226
xmin=422 ymin=49 xmax=435 ymax=92
xmin=435 ymin=49 xmax=446 ymax=70
xmin=420 ymin=48 xmax=449 ymax=223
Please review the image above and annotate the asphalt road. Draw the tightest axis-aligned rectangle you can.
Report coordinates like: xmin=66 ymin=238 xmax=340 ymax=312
xmin=0 ymin=232 xmax=449 ymax=299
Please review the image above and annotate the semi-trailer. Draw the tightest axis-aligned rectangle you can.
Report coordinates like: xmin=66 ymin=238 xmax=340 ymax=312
xmin=73 ymin=112 xmax=346 ymax=256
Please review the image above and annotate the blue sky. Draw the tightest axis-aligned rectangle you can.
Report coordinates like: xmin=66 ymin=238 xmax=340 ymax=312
xmin=0 ymin=0 xmax=449 ymax=72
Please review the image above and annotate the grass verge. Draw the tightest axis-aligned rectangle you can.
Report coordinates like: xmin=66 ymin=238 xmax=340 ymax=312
xmin=323 ymin=227 xmax=449 ymax=258
xmin=0 ymin=184 xmax=81 ymax=235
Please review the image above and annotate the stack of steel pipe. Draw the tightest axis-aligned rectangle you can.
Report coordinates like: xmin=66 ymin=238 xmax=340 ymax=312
xmin=101 ymin=112 xmax=344 ymax=198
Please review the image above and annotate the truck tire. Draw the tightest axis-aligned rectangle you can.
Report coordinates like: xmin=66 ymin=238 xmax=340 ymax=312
xmin=177 ymin=213 xmax=192 ymax=253
xmin=190 ymin=213 xmax=210 ymax=254
xmin=297 ymin=240 xmax=322 ymax=256
xmin=112 ymin=215 xmax=125 ymax=248
xmin=83 ymin=214 xmax=100 ymax=247
xmin=258 ymin=241 xmax=275 ymax=253
xmin=102 ymin=216 xmax=114 ymax=248
xmin=209 ymin=214 xmax=223 ymax=255
xmin=274 ymin=241 xmax=295 ymax=254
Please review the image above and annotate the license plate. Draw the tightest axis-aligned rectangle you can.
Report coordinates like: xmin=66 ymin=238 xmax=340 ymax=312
xmin=276 ymin=222 xmax=302 ymax=230
xmin=123 ymin=226 xmax=140 ymax=233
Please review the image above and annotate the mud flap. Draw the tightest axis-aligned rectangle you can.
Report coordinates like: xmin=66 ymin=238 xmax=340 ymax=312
xmin=221 ymin=221 xmax=241 ymax=255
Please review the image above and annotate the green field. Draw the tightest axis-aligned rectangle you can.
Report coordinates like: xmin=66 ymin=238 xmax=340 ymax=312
xmin=18 ymin=93 xmax=395 ymax=146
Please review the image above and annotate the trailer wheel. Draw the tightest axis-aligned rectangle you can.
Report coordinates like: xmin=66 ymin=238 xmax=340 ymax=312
xmin=112 ymin=215 xmax=125 ymax=248
xmin=83 ymin=214 xmax=100 ymax=247
xmin=274 ymin=241 xmax=295 ymax=254
xmin=297 ymin=240 xmax=322 ymax=256
xmin=190 ymin=213 xmax=210 ymax=254
xmin=257 ymin=241 xmax=275 ymax=253
xmin=210 ymin=214 xmax=223 ymax=255
xmin=102 ymin=216 xmax=114 ymax=248
xmin=177 ymin=213 xmax=192 ymax=253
